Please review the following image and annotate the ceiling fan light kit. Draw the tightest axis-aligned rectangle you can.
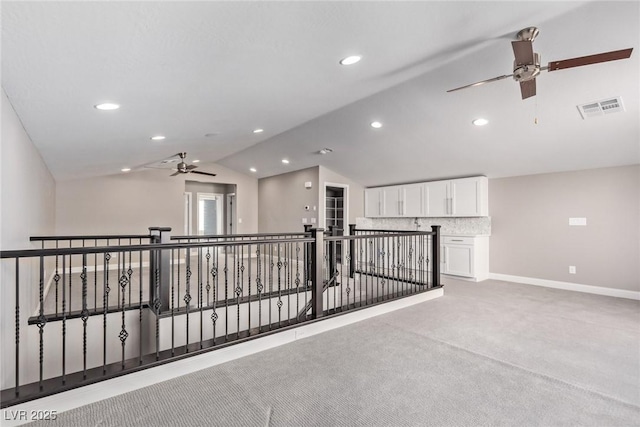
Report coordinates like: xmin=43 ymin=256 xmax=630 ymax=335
xmin=448 ymin=27 xmax=633 ymax=100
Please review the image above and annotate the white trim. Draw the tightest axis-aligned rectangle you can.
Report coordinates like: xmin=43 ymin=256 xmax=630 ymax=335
xmin=489 ymin=273 xmax=640 ymax=300
xmin=3 ymin=288 xmax=443 ymax=425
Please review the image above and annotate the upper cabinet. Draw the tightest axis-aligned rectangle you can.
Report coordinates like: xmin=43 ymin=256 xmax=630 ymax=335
xmin=365 ymin=176 xmax=488 ymax=218
xmin=364 ymin=188 xmax=384 ymax=217
xmin=427 ymin=176 xmax=488 ymax=217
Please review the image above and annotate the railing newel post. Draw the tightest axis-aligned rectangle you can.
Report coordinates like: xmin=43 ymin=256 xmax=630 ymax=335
xmin=349 ymin=224 xmax=356 ymax=278
xmin=310 ymin=228 xmax=325 ymax=319
xmin=431 ymin=225 xmax=441 ymax=288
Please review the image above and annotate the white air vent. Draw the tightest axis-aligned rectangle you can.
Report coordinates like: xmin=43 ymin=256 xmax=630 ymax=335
xmin=577 ymin=97 xmax=625 ymax=119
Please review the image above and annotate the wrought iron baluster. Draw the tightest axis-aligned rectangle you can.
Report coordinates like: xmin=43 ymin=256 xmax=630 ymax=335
xmin=268 ymin=245 xmax=273 ymax=330
xmin=206 ymin=247 xmax=211 ymax=307
xmin=94 ymin=239 xmax=98 ymax=313
xmin=199 ymin=247 xmax=203 ymax=349
xmin=184 ymin=254 xmax=192 ymax=351
xmin=171 ymin=249 xmax=175 ymax=356
xmin=277 ymin=243 xmax=283 ymax=327
xmin=295 ymin=243 xmax=300 ymax=320
xmin=36 ymin=256 xmax=47 ymax=391
xmin=103 ymin=252 xmax=111 ymax=374
xmin=54 ymin=243 xmax=59 ymax=316
xmin=224 ymin=247 xmax=229 ymax=340
xmin=80 ymin=254 xmax=89 ymax=378
xmin=14 ymin=258 xmax=20 ymax=397
xmin=211 ymin=246 xmax=218 ymax=344
xmin=247 ymin=244 xmax=252 ymax=335
xmin=128 ymin=241 xmax=133 ymax=307
xmin=61 ymin=255 xmax=67 ymax=385
xmin=256 ymin=244 xmax=263 ymax=332
xmin=345 ymin=247 xmax=352 ymax=309
xmin=118 ymin=252 xmax=129 ymax=369
xmin=236 ymin=244 xmax=241 ymax=338
xmin=138 ymin=250 xmax=143 ymax=365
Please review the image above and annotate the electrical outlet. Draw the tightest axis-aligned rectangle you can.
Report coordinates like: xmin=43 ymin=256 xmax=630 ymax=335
xmin=569 ymin=266 xmax=576 ymax=274
xmin=311 ymin=217 xmax=316 ymax=224
xmin=302 ymin=218 xmax=308 ymax=224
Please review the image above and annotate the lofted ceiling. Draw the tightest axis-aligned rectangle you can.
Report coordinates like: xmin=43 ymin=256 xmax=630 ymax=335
xmin=2 ymin=1 xmax=638 ymax=186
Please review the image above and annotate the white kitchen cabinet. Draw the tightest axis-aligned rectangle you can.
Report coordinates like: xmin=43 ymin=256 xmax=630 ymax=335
xmin=426 ymin=176 xmax=488 ymax=217
xmin=402 ymin=183 xmax=425 ymax=217
xmin=365 ymin=176 xmax=488 ymax=218
xmin=381 ymin=183 xmax=424 ymax=217
xmin=364 ymin=188 xmax=384 ymax=217
xmin=424 ymin=180 xmax=449 ymax=217
xmin=382 ymin=186 xmax=401 ymax=217
xmin=441 ymin=235 xmax=489 ymax=281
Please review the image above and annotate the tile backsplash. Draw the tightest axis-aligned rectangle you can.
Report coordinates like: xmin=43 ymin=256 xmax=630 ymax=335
xmin=355 ymin=217 xmax=491 ymax=236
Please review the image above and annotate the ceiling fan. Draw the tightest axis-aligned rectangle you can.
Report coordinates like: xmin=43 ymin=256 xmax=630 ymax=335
xmin=169 ymin=152 xmax=217 ymax=177
xmin=447 ymin=27 xmax=633 ymax=99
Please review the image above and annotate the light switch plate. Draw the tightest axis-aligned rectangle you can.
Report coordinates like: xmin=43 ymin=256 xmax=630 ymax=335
xmin=569 ymin=217 xmax=587 ymax=226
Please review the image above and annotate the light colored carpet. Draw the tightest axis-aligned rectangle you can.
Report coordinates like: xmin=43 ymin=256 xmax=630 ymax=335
xmin=29 ymin=278 xmax=640 ymax=426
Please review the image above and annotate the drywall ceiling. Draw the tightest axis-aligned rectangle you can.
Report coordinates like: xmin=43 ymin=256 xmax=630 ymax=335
xmin=2 ymin=1 xmax=638 ymax=186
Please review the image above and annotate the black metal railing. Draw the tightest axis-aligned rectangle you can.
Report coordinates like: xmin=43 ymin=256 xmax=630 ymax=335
xmin=0 ymin=225 xmax=440 ymax=407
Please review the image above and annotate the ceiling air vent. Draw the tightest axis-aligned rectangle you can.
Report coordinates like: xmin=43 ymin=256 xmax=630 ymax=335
xmin=577 ymin=96 xmax=625 ymax=119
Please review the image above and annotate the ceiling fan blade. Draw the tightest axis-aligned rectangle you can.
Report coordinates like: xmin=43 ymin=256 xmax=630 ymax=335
xmin=185 ymin=164 xmax=198 ymax=171
xmin=519 ymin=79 xmax=536 ymax=99
xmin=170 ymin=171 xmax=181 ymax=176
xmin=447 ymin=74 xmax=513 ymax=93
xmin=190 ymin=170 xmax=217 ymax=177
xmin=512 ymin=40 xmax=535 ymax=65
xmin=547 ymin=48 xmax=633 ymax=72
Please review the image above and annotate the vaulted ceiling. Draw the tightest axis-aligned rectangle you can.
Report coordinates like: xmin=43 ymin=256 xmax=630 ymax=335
xmin=2 ymin=1 xmax=638 ymax=186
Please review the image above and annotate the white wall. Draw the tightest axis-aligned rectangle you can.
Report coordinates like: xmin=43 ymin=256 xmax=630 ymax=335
xmin=258 ymin=166 xmax=320 ymax=233
xmin=1 ymin=89 xmax=57 ymax=389
xmin=490 ymin=165 xmax=639 ymax=292
xmin=56 ymin=163 xmax=258 ymax=236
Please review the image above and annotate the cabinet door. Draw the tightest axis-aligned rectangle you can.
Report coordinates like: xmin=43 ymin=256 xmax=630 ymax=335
xmin=402 ymin=184 xmax=424 ymax=217
xmin=425 ymin=181 xmax=449 ymax=217
xmin=383 ymin=187 xmax=401 ymax=217
xmin=365 ymin=189 xmax=383 ymax=217
xmin=443 ymin=244 xmax=474 ymax=277
xmin=451 ymin=177 xmax=487 ymax=217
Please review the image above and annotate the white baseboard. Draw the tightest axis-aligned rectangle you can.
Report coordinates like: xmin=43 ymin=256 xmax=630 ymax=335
xmin=3 ymin=288 xmax=443 ymax=425
xmin=488 ymin=273 xmax=640 ymax=300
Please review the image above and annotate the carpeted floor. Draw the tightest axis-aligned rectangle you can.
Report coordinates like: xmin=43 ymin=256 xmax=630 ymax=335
xmin=29 ymin=278 xmax=640 ymax=426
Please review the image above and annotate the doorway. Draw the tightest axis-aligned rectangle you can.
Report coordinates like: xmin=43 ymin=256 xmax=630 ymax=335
xmin=325 ymin=184 xmax=348 ymax=262
xmin=197 ymin=193 xmax=223 ymax=235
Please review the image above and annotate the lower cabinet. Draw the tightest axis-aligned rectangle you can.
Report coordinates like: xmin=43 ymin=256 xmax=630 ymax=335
xmin=441 ymin=235 xmax=489 ymax=281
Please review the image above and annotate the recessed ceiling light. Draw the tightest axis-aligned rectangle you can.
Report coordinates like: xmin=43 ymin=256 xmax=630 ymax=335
xmin=472 ymin=118 xmax=489 ymax=126
xmin=121 ymin=167 xmax=131 ymax=172
xmin=370 ymin=121 xmax=383 ymax=129
xmin=340 ymin=55 xmax=362 ymax=65
xmin=249 ymin=167 xmax=257 ymax=173
xmin=253 ymin=128 xmax=264 ymax=134
xmin=192 ymin=159 xmax=200 ymax=163
xmin=150 ymin=135 xmax=166 ymax=141
xmin=281 ymin=159 xmax=290 ymax=164
xmin=95 ymin=103 xmax=120 ymax=110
